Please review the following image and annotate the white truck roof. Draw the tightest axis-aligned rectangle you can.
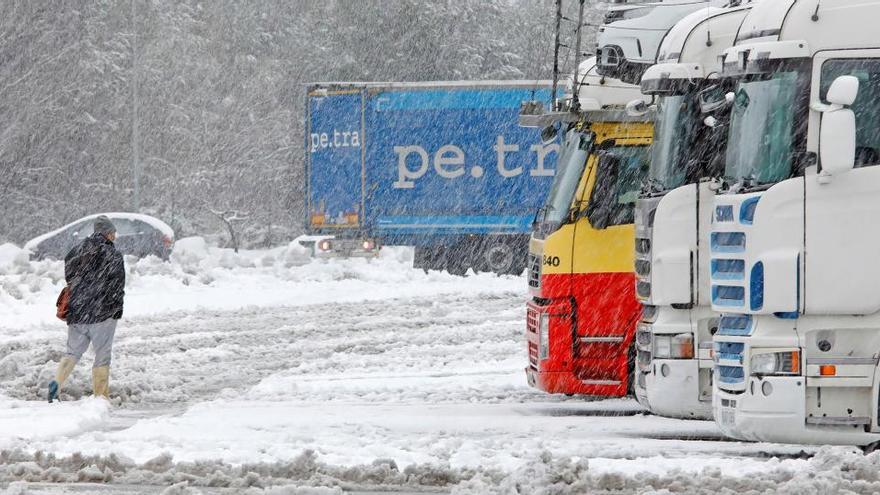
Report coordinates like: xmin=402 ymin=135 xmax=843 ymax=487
xmin=566 ymin=56 xmax=649 ymax=109
xmin=596 ymin=0 xmax=726 ymax=82
xmin=640 ymin=2 xmax=757 ymax=91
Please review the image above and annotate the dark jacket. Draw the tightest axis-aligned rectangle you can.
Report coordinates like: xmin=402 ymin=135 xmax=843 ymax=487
xmin=64 ymin=233 xmax=125 ymax=325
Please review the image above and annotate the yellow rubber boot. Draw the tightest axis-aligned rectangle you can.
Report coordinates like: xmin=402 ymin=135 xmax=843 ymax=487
xmin=48 ymin=357 xmax=77 ymax=403
xmin=92 ymin=366 xmax=110 ymax=399
xmin=56 ymin=356 xmax=76 ymax=385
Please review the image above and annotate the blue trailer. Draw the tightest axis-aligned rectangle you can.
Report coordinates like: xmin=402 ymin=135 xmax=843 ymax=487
xmin=305 ymin=81 xmax=558 ymax=275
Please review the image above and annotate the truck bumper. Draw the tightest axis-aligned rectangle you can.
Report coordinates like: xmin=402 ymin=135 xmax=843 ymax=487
xmin=313 ymin=250 xmax=377 ymax=260
xmin=525 ymin=299 xmax=630 ymax=397
xmin=646 ymin=359 xmax=712 ymax=420
xmin=525 ymin=367 xmax=626 ymax=395
xmin=309 ymin=238 xmax=379 ymax=259
xmin=714 ymin=377 xmax=880 ymax=445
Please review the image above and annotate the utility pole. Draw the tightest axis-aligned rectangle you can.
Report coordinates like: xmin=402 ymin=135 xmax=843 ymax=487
xmin=551 ymin=0 xmax=563 ymax=111
xmin=571 ymin=0 xmax=586 ymax=111
xmin=131 ymin=0 xmax=140 ymax=212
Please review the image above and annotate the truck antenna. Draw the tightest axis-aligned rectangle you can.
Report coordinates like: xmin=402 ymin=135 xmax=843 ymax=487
xmin=570 ymin=0 xmax=586 ymax=112
xmin=812 ymin=2 xmax=821 ymax=21
xmin=705 ymin=3 xmax=713 ymax=47
xmin=551 ymin=0 xmax=563 ymax=111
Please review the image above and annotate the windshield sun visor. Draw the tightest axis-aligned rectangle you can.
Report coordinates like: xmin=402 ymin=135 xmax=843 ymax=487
xmin=721 ymin=40 xmax=810 ymax=76
xmin=641 ymin=63 xmax=706 ymax=96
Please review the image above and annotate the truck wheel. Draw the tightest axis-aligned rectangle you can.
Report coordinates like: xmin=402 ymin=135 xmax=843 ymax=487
xmin=479 ymin=238 xmax=516 ymax=275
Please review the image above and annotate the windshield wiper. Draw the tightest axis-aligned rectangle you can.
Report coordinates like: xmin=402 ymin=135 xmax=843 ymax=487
xmin=533 ymin=205 xmax=556 ymax=227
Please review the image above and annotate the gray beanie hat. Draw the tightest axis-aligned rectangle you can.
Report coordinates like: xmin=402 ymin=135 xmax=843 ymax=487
xmin=93 ymin=215 xmax=117 ymax=236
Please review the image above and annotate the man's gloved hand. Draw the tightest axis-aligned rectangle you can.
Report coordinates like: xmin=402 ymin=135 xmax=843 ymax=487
xmin=113 ymin=310 xmax=123 ymax=320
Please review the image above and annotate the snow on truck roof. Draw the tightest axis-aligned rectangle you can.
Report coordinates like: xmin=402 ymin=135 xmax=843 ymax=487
xmin=24 ymin=212 xmax=174 ymax=251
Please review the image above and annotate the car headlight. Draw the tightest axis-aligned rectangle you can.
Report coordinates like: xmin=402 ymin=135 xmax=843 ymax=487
xmin=750 ymin=351 xmax=799 ymax=376
xmin=653 ymin=333 xmax=694 ymax=359
xmin=318 ymin=239 xmax=332 ymax=252
xmin=538 ymin=315 xmax=550 ymax=360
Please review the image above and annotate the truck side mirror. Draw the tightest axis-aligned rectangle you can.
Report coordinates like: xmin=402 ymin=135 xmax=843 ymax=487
xmin=541 ymin=124 xmax=558 ymax=145
xmin=815 ymin=75 xmax=859 ymax=176
xmin=827 ymin=75 xmax=859 ymax=106
xmin=697 ymin=84 xmax=731 ymax=114
xmin=625 ymin=99 xmax=649 ymax=117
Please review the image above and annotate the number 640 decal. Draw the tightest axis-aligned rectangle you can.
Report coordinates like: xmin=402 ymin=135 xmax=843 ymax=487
xmin=543 ymin=255 xmax=560 ymax=267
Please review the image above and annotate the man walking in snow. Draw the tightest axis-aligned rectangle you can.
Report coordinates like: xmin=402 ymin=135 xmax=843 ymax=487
xmin=48 ymin=216 xmax=125 ymax=402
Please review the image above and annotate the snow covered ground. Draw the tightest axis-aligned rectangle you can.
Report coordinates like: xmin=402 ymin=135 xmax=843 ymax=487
xmin=1 ymin=242 xmax=879 ymax=494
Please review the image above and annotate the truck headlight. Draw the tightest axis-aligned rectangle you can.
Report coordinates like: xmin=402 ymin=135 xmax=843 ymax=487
xmin=318 ymin=239 xmax=332 ymax=252
xmin=538 ymin=314 xmax=550 ymax=360
xmin=750 ymin=351 xmax=799 ymax=376
xmin=653 ymin=333 xmax=694 ymax=359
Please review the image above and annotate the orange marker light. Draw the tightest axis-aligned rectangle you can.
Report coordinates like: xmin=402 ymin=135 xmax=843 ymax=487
xmin=819 ymin=365 xmax=836 ymax=376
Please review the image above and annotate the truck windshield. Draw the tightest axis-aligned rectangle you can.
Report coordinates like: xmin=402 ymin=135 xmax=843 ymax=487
xmin=724 ymin=70 xmax=805 ymax=187
xmin=538 ymin=129 xmax=593 ymax=229
xmin=647 ymin=94 xmax=698 ymax=194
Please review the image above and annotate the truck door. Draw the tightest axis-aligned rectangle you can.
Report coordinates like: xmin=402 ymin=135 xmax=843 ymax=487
xmin=804 ymin=51 xmax=880 ymax=428
xmin=306 ymin=88 xmax=366 ymax=232
xmin=570 ymin=124 xmax=651 ymax=368
xmin=805 ymin=52 xmax=880 ymax=315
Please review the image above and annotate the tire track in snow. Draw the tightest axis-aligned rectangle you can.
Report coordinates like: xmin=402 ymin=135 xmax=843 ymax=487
xmin=0 ymin=290 xmax=542 ymax=410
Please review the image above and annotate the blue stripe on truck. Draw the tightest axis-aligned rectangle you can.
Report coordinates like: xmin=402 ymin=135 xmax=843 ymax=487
xmin=375 ymin=215 xmax=531 ymax=233
xmin=373 ymin=89 xmax=551 ymax=111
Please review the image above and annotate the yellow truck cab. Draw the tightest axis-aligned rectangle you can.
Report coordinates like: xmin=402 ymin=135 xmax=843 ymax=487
xmin=525 ymin=59 xmax=653 ymax=395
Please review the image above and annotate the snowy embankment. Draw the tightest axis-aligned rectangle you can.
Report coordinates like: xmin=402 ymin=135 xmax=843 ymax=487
xmin=0 ymin=237 xmax=514 ymax=334
xmin=0 ymin=240 xmax=877 ymax=493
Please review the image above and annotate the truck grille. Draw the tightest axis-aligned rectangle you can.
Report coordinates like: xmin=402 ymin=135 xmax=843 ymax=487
xmin=526 ymin=306 xmax=539 ymax=369
xmin=635 ymin=236 xmax=651 ymax=301
xmin=528 ymin=342 xmax=539 ymax=369
xmin=635 ymin=237 xmax=651 ymax=256
xmin=528 ymin=253 xmax=541 ymax=290
xmin=526 ymin=306 xmax=539 ymax=334
xmin=715 ymin=340 xmax=746 ymax=391
xmin=637 ymin=349 xmax=652 ymax=372
xmin=636 ymin=325 xmax=652 ymax=372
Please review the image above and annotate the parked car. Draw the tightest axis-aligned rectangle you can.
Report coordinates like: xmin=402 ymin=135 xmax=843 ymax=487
xmin=25 ymin=213 xmax=175 ymax=261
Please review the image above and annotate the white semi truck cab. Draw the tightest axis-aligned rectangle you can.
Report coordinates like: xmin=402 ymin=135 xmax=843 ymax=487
xmin=596 ymin=0 xmax=726 ymax=84
xmin=710 ymin=0 xmax=880 ymax=445
xmin=632 ymin=2 xmax=755 ymax=420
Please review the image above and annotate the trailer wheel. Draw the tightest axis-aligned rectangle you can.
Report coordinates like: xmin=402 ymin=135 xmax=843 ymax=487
xmin=478 ymin=238 xmax=516 ymax=275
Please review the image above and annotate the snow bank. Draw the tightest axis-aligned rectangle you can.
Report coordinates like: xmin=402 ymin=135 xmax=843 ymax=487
xmin=0 ymin=238 xmax=522 ymax=331
xmin=451 ymin=446 xmax=872 ymax=494
xmin=0 ymin=394 xmax=110 ymax=443
xmin=2 ymin=446 xmax=878 ymax=494
xmin=0 ymin=244 xmax=28 ymax=272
